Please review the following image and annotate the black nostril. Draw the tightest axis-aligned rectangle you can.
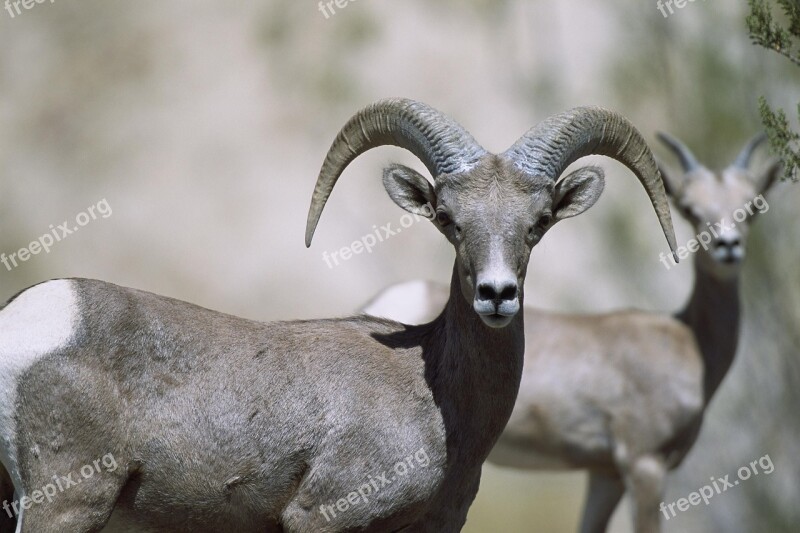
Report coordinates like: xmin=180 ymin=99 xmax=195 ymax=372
xmin=499 ymin=284 xmax=518 ymax=301
xmin=477 ymin=282 xmax=518 ymax=302
xmin=477 ymin=284 xmax=496 ymax=302
xmin=716 ymin=238 xmax=741 ymax=249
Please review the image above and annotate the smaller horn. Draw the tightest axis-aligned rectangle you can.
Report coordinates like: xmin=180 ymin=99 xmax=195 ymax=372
xmin=656 ymin=132 xmax=702 ymax=173
xmin=733 ymin=132 xmax=768 ymax=170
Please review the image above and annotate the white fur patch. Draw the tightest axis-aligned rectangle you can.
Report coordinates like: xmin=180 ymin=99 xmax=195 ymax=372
xmin=0 ymin=280 xmax=78 ymax=505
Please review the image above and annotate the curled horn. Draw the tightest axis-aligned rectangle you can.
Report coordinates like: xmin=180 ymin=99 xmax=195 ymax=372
xmin=305 ymin=98 xmax=487 ymax=247
xmin=503 ymin=107 xmax=678 ymax=261
xmin=656 ymin=131 xmax=702 ymax=173
xmin=733 ymin=132 xmax=768 ymax=170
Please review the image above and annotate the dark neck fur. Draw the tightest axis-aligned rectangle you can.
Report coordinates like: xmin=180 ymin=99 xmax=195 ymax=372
xmin=428 ymin=265 xmax=525 ymax=454
xmin=676 ymin=256 xmax=741 ymax=403
xmin=376 ymin=263 xmax=525 ymax=463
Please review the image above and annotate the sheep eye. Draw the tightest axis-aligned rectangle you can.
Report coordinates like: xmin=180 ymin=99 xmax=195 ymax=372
xmin=526 ymin=226 xmax=539 ymax=243
xmin=436 ymin=211 xmax=452 ymax=226
xmin=683 ymin=206 xmax=701 ymax=220
xmin=527 ymin=214 xmax=552 ymax=242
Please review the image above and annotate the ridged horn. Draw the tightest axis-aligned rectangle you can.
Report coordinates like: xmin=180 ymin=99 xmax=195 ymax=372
xmin=656 ymin=131 xmax=702 ymax=173
xmin=305 ymin=98 xmax=487 ymax=247
xmin=503 ymin=107 xmax=678 ymax=261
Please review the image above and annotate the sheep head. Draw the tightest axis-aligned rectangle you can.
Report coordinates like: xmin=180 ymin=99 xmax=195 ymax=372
xmin=307 ymin=99 xmax=677 ymax=327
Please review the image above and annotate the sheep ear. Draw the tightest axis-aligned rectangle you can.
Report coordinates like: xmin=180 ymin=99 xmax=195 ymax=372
xmin=553 ymin=166 xmax=605 ymax=221
xmin=752 ymin=159 xmax=783 ymax=195
xmin=382 ymin=164 xmax=437 ymax=218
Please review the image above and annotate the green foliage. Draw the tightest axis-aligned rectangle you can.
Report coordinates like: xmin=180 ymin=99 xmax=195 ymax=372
xmin=758 ymin=97 xmax=800 ymax=181
xmin=747 ymin=0 xmax=800 ymax=65
xmin=747 ymin=0 xmax=800 ymax=181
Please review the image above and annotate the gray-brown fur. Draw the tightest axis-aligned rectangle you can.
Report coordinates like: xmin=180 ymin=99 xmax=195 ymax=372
xmin=361 ymin=133 xmax=780 ymax=533
xmin=0 ymin=99 xmax=676 ymax=532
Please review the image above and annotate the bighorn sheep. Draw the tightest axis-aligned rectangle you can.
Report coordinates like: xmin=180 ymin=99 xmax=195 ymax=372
xmin=0 ymin=98 xmax=676 ymax=532
xmin=362 ymin=133 xmax=779 ymax=533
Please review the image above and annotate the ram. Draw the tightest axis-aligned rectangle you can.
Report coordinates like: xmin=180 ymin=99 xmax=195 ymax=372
xmin=363 ymin=133 xmax=779 ymax=533
xmin=0 ymin=98 xmax=676 ymax=532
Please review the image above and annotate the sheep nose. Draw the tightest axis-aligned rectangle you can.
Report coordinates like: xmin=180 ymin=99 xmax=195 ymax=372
xmin=477 ymin=280 xmax=518 ymax=303
xmin=716 ymin=236 xmax=741 ymax=249
xmin=473 ymin=260 xmax=521 ymax=323
xmin=714 ymin=234 xmax=744 ymax=263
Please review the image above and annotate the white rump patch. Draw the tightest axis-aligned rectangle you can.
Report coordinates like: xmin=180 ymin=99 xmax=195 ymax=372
xmin=0 ymin=280 xmax=78 ymax=502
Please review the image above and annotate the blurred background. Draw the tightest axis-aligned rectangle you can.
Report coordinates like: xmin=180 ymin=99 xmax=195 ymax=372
xmin=0 ymin=1 xmax=797 ymax=531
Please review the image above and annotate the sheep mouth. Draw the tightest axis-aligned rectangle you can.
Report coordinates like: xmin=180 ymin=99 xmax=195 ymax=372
xmin=477 ymin=312 xmax=515 ymax=329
